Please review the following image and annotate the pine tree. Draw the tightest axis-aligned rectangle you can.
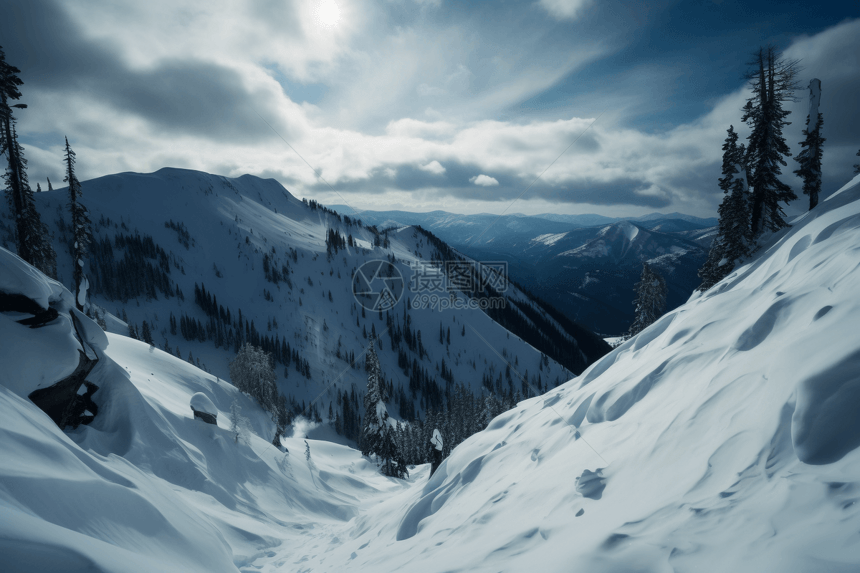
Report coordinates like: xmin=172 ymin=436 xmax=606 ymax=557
xmin=64 ymin=137 xmax=93 ymax=310
xmin=229 ymin=343 xmax=278 ymax=419
xmin=378 ymin=423 xmax=408 ymax=479
xmin=793 ymin=79 xmax=825 ymax=211
xmin=627 ymin=263 xmax=667 ymax=338
xmin=229 ymin=399 xmax=250 ymax=444
xmin=360 ymin=338 xmax=384 ymax=456
xmin=141 ymin=320 xmax=154 ymax=345
xmin=359 ymin=339 xmax=406 ymax=477
xmin=743 ymin=46 xmax=801 ymax=236
xmin=276 ymin=393 xmax=290 ymax=439
xmin=1 ymin=46 xmax=56 ymax=277
xmin=698 ymin=126 xmax=751 ymax=291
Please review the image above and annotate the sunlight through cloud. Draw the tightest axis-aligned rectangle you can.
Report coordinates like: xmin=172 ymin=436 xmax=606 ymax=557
xmin=314 ymin=0 xmax=341 ymax=29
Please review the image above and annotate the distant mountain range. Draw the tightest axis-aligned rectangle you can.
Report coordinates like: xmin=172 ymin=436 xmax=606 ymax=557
xmin=329 ymin=206 xmax=717 ymax=236
xmin=330 ymin=207 xmax=717 ymax=334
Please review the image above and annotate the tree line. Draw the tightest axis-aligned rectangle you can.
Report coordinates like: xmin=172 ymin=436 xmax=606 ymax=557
xmin=698 ymin=46 xmax=849 ymax=291
xmin=413 ymin=225 xmax=610 ymax=375
xmin=2 ymin=47 xmax=92 ymax=308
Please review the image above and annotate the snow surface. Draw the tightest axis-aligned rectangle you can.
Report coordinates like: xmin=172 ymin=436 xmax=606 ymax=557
xmin=0 ymin=246 xmax=74 ymax=311
xmin=3 ymin=174 xmax=860 ymax=572
xmin=190 ymin=392 xmax=218 ymax=416
xmin=617 ymin=220 xmax=639 ymax=241
xmin=0 ymin=247 xmax=84 ymax=397
xmin=313 ymin=174 xmax=860 ymax=572
xmin=531 ymin=232 xmax=568 ymax=246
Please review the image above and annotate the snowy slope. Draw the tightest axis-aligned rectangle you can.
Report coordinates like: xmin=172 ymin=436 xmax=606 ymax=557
xmin=293 ymin=174 xmax=860 ymax=571
xmin=14 ymin=168 xmax=601 ymax=428
xmin=0 ymin=329 xmax=412 ymax=573
xmin=4 ymin=172 xmax=860 ymax=573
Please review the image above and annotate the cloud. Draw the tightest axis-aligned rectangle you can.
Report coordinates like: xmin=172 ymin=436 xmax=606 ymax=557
xmin=3 ymin=1 xmax=857 ymax=219
xmin=470 ymin=174 xmax=500 ymax=186
xmin=537 ymin=0 xmax=591 ymax=21
xmin=419 ymin=160 xmax=446 ymax=175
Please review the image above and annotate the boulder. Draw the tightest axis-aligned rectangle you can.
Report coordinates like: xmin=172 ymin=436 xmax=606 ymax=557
xmin=190 ymin=392 xmax=218 ymax=425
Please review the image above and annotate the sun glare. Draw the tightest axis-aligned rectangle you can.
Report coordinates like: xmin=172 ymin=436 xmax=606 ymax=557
xmin=314 ymin=0 xmax=341 ymax=29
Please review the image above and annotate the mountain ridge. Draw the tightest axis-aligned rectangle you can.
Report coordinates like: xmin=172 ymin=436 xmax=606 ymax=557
xmin=3 ymin=167 xmax=609 ymax=430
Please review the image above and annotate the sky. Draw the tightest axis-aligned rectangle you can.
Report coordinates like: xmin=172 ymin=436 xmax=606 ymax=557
xmin=1 ymin=0 xmax=858 ymax=218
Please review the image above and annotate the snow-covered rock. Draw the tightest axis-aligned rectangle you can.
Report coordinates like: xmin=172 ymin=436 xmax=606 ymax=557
xmin=0 ymin=247 xmax=82 ymax=398
xmin=71 ymin=307 xmax=109 ymax=354
xmin=0 ymin=247 xmax=109 ymax=430
xmin=0 ymin=245 xmax=74 ymax=311
xmin=189 ymin=392 xmax=218 ymax=424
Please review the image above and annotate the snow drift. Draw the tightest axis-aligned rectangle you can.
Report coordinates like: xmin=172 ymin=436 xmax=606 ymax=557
xmin=300 ymin=174 xmax=860 ymax=571
xmin=2 ymin=173 xmax=860 ymax=572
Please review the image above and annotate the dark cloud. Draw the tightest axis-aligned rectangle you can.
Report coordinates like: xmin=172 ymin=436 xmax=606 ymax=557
xmin=0 ymin=0 xmax=117 ymax=88
xmin=106 ymin=59 xmax=287 ymax=142
xmin=309 ymin=158 xmax=671 ymax=208
xmin=0 ymin=0 xmax=294 ymax=142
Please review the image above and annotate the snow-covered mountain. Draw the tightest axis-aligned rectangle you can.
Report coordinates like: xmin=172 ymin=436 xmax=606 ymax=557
xmin=472 ymin=220 xmax=710 ymax=335
xmin=329 ymin=172 xmax=860 ymax=573
xmin=330 ymin=207 xmax=717 ymax=240
xmin=2 ymin=168 xmax=608 ymax=431
xmin=2 ymin=171 xmax=859 ymax=572
xmin=335 ymin=206 xmax=716 ymax=334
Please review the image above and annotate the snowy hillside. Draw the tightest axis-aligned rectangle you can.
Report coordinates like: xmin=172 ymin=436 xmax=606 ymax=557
xmin=2 ymin=172 xmax=859 ymax=572
xmin=302 ymin=173 xmax=860 ymax=572
xmin=0 ymin=305 xmax=409 ymax=572
xmin=6 ymin=168 xmax=608 ymax=432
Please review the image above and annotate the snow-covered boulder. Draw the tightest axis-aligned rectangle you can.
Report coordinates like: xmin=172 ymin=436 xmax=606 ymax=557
xmin=190 ymin=392 xmax=218 ymax=425
xmin=0 ymin=245 xmax=75 ymax=311
xmin=71 ymin=308 xmax=109 ymax=354
xmin=0 ymin=247 xmax=106 ymax=428
xmin=0 ymin=248 xmax=81 ymax=398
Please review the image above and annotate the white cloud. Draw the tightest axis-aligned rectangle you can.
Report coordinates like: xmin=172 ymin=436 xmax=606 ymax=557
xmin=9 ymin=3 xmax=858 ymax=219
xmin=419 ymin=160 xmax=446 ymax=175
xmin=538 ymin=0 xmax=591 ymax=21
xmin=470 ymin=174 xmax=499 ymax=186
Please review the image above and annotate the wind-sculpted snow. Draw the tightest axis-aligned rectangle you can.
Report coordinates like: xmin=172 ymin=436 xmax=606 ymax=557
xmin=0 ymin=247 xmax=85 ymax=397
xmin=792 ymin=348 xmax=860 ymax=465
xmin=0 ymin=245 xmax=73 ymax=310
xmin=1 ymin=331 xmax=412 ymax=573
xmin=4 ymin=175 xmax=860 ymax=572
xmin=300 ymin=176 xmax=860 ymax=572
